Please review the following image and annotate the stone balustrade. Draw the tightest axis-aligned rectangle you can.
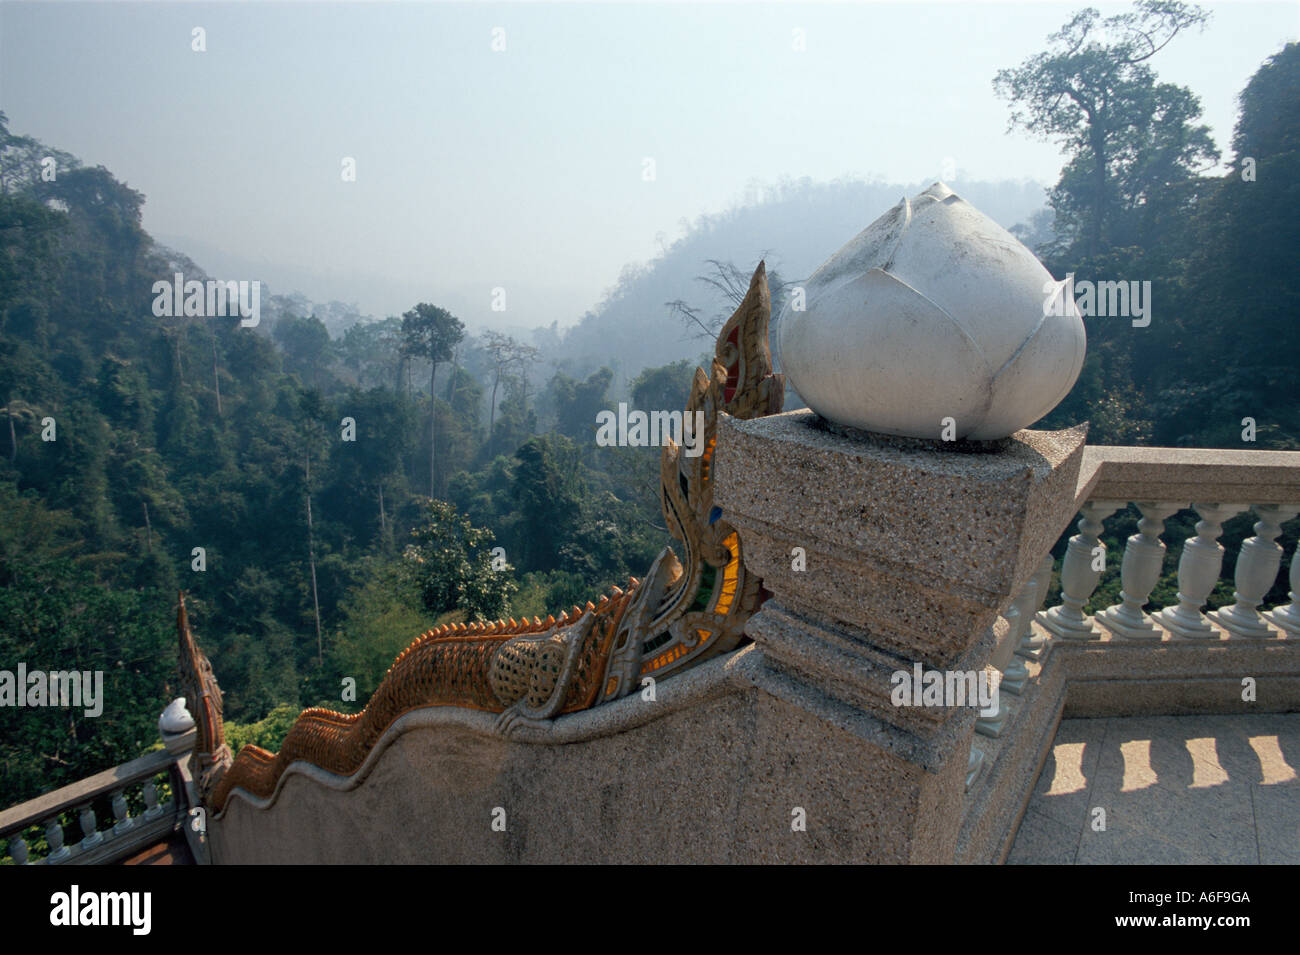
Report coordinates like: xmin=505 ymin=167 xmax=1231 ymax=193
xmin=959 ymin=443 xmax=1300 ymax=862
xmin=1041 ymin=445 xmax=1300 ymax=644
xmin=0 ymin=728 xmax=197 ymax=865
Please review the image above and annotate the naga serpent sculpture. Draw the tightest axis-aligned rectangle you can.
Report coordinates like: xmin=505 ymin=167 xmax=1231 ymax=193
xmin=187 ymin=261 xmax=784 ymax=813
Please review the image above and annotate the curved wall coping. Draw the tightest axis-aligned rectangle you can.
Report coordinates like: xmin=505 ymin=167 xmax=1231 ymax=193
xmin=214 ymin=644 xmax=764 ymax=819
xmin=214 ymin=627 xmax=1300 ymax=824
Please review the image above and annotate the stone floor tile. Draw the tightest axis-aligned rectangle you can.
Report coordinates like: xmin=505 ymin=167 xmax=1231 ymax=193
xmin=1005 ymin=807 xmax=1080 ymax=865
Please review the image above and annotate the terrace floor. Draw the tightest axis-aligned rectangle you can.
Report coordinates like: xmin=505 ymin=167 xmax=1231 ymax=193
xmin=1008 ymin=712 xmax=1300 ymax=864
xmin=119 ymin=829 xmax=194 ymax=865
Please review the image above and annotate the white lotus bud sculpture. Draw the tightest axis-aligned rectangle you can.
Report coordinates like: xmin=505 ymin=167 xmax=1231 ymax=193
xmin=778 ymin=182 xmax=1086 ymax=441
xmin=159 ymin=696 xmax=195 ymax=735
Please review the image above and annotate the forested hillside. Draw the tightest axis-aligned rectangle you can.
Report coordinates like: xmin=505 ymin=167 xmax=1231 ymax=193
xmin=1 ymin=23 xmax=1295 ymax=808
xmin=0 ymin=113 xmax=674 ymax=804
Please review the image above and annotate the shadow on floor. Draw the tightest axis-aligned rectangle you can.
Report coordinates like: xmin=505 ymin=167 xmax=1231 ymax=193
xmin=1007 ymin=713 xmax=1300 ymax=864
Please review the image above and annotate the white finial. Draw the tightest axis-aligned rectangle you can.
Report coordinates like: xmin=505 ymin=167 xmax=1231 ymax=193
xmin=159 ymin=696 xmax=195 ymax=735
xmin=779 ymin=183 xmax=1086 ymax=440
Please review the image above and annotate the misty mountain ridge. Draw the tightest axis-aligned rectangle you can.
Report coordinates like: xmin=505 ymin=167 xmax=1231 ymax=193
xmin=159 ymin=175 xmax=1049 ymax=396
xmin=550 ymin=176 xmax=1050 ymax=390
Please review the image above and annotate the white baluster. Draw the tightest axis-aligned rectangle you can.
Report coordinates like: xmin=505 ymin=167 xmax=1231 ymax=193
xmin=110 ymin=789 xmax=134 ymax=836
xmin=1017 ymin=553 xmax=1056 ymax=659
xmin=1040 ymin=501 xmax=1124 ymax=639
xmin=1001 ymin=632 xmax=1029 ymax=694
xmin=1265 ymin=541 xmax=1300 ymax=636
xmin=7 ymin=834 xmax=30 ymax=865
xmin=978 ymin=611 xmax=1019 ymax=734
xmin=78 ymin=803 xmax=103 ymax=849
xmin=1096 ymin=502 xmax=1182 ymax=640
xmin=142 ymin=778 xmax=166 ymax=821
xmin=1158 ymin=503 xmax=1245 ymax=638
xmin=44 ymin=815 xmax=71 ymax=862
xmin=1001 ymin=579 xmax=1043 ymax=694
xmin=975 ymin=667 xmax=1007 ymax=738
xmin=966 ymin=745 xmax=986 ymax=792
xmin=1210 ymin=505 xmax=1300 ymax=637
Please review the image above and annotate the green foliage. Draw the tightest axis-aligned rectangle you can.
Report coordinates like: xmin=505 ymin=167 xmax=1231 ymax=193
xmin=399 ymin=303 xmax=464 ymax=368
xmin=994 ymin=2 xmax=1215 ymax=261
xmin=631 ymin=359 xmax=697 ymax=415
xmin=548 ymin=366 xmax=614 ymax=441
xmin=510 ymin=435 xmax=584 ymax=571
xmin=510 ymin=569 xmax=592 ymax=621
xmin=318 ymin=557 xmax=434 ymax=704
xmin=0 ymin=485 xmax=175 ymax=806
xmin=273 ymin=314 xmax=334 ymax=384
xmin=338 ymin=316 xmax=403 ymax=389
xmin=1165 ymin=42 xmax=1300 ymax=446
xmin=225 ymin=703 xmax=301 ymax=757
xmin=402 ymin=498 xmax=516 ymax=621
xmin=1001 ymin=11 xmax=1299 ymax=451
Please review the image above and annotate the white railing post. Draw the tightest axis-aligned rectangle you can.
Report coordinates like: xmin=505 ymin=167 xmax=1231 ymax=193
xmin=1211 ymin=505 xmax=1300 ymax=637
xmin=1017 ymin=553 xmax=1056 ymax=659
xmin=44 ymin=815 xmax=70 ymax=862
xmin=978 ymin=599 xmax=1026 ymax=737
xmin=142 ymin=778 xmax=166 ymax=821
xmin=975 ymin=669 xmax=1007 ymax=738
xmin=110 ymin=789 xmax=134 ymax=837
xmin=967 ymin=745 xmax=986 ymax=792
xmin=7 ymin=833 xmax=29 ymax=865
xmin=1001 ymin=577 xmax=1044 ymax=694
xmin=1265 ymin=542 xmax=1300 ymax=636
xmin=1001 ymin=621 xmax=1029 ymax=695
xmin=77 ymin=803 xmax=103 ymax=849
xmin=1041 ymin=501 xmax=1124 ymax=639
xmin=1096 ymin=502 xmax=1182 ymax=640
xmin=1158 ymin=503 xmax=1245 ymax=638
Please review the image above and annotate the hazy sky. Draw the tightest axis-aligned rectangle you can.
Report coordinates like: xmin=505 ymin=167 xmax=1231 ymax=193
xmin=2 ymin=1 xmax=1295 ymax=328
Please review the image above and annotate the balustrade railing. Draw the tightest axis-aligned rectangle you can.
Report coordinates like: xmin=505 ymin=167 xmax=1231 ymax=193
xmin=967 ymin=444 xmax=1300 ymax=793
xmin=1041 ymin=447 xmax=1300 ymax=645
xmin=0 ymin=728 xmax=196 ymax=865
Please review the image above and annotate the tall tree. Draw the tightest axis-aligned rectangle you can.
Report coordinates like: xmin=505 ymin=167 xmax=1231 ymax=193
xmin=399 ymin=304 xmax=465 ymax=497
xmin=1167 ymin=42 xmax=1300 ymax=445
xmin=668 ymin=258 xmax=790 ymax=341
xmin=305 ymin=450 xmax=323 ymax=666
xmin=510 ymin=435 xmax=582 ymax=572
xmin=338 ymin=316 xmax=403 ymax=389
xmin=402 ymin=499 xmax=515 ymax=621
xmin=548 ymin=367 xmax=614 ymax=441
xmin=993 ymin=1 xmax=1215 ymax=263
xmin=273 ymin=314 xmax=333 ymax=386
xmin=482 ymin=330 xmax=539 ymax=440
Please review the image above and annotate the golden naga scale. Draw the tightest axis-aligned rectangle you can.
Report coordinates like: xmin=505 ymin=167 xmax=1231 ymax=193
xmin=183 ymin=262 xmax=784 ymax=812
